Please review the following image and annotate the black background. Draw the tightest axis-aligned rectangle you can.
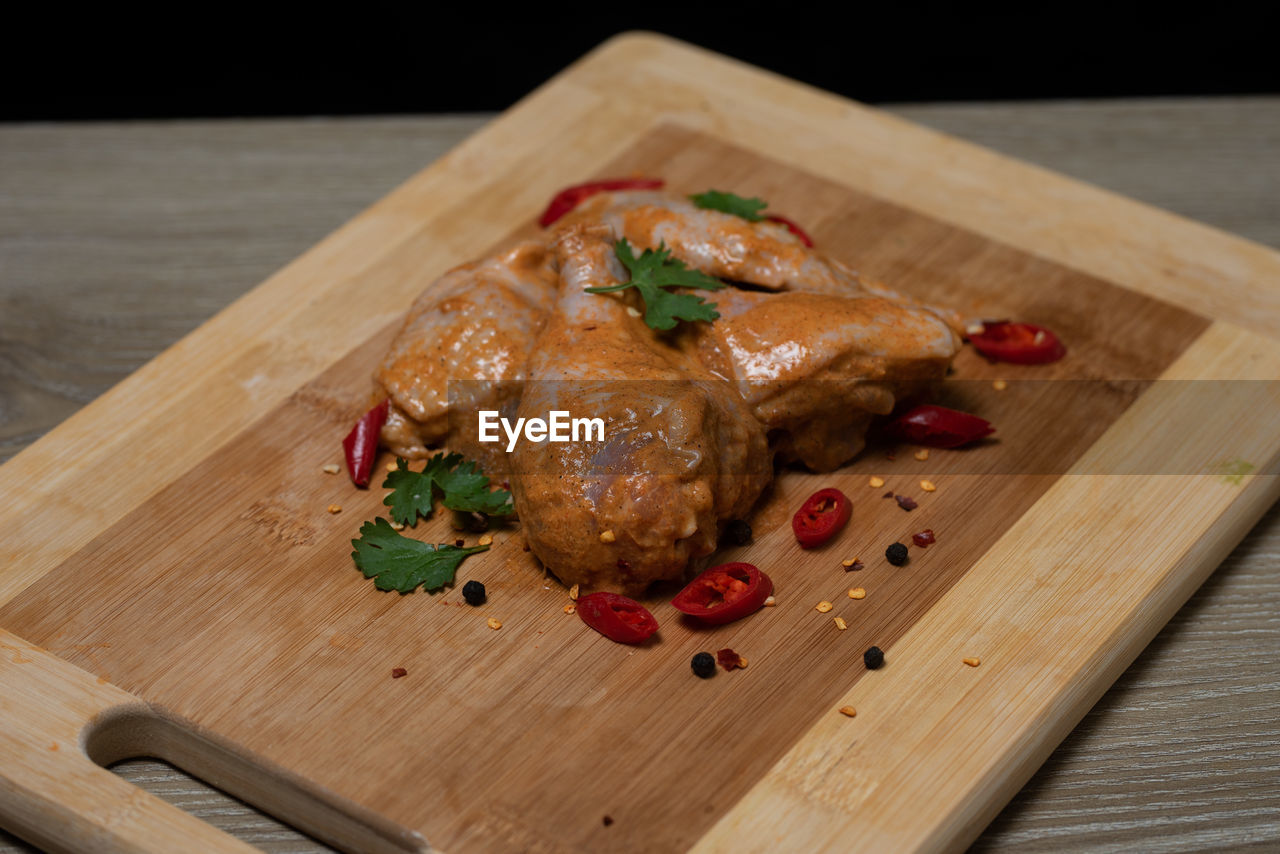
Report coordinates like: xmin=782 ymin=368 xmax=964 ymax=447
xmin=5 ymin=6 xmax=1277 ymax=121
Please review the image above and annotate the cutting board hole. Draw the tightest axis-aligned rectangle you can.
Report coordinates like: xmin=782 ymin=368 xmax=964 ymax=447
xmin=84 ymin=706 xmax=425 ymax=853
xmin=107 ymin=757 xmax=338 ymax=853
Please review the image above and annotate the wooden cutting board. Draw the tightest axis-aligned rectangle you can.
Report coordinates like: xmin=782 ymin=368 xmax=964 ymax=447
xmin=2 ymin=34 xmax=1279 ymax=854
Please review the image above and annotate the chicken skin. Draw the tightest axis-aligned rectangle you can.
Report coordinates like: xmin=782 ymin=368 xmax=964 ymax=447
xmin=370 ymin=187 xmax=962 ymax=592
xmin=508 ymin=225 xmax=771 ymax=593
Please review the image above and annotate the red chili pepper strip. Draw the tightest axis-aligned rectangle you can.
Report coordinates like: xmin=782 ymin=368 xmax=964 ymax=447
xmin=764 ymin=214 xmax=814 ymax=247
xmin=343 ymin=399 xmax=389 ymax=487
xmin=792 ymin=487 xmax=852 ymax=548
xmin=890 ymin=404 xmax=995 ymax=449
xmin=578 ymin=592 xmax=659 ymax=644
xmin=672 ymin=562 xmax=774 ymax=626
xmin=969 ymin=321 xmax=1065 ymax=364
xmin=538 ymin=178 xmax=666 ymax=227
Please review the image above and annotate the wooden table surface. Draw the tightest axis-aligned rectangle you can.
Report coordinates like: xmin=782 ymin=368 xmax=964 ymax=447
xmin=2 ymin=98 xmax=1277 ymax=853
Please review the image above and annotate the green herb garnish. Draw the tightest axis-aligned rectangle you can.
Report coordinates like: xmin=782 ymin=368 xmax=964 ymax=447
xmin=586 ymin=239 xmax=724 ymax=330
xmin=382 ymin=454 xmax=514 ymax=527
xmin=689 ymin=189 xmax=768 ymax=222
xmin=351 ymin=518 xmax=489 ymax=593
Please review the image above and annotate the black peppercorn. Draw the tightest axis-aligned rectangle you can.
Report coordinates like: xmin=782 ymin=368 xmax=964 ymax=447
xmin=462 ymin=580 xmax=486 ymax=606
xmin=885 ymin=542 xmax=909 ymax=566
xmin=691 ymin=651 xmax=716 ymax=678
xmin=864 ymin=646 xmax=885 ymax=669
xmin=722 ymin=519 xmax=752 ymax=546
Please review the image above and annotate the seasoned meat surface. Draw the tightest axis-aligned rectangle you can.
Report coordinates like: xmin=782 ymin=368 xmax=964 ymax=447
xmin=375 ymin=241 xmax=557 ymax=471
xmin=509 ymin=225 xmax=771 ymax=593
xmin=369 ymin=187 xmax=964 ymax=592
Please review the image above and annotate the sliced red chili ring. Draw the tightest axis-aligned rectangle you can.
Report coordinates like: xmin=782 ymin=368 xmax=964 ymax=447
xmin=890 ymin=404 xmax=995 ymax=449
xmin=969 ymin=321 xmax=1065 ymax=364
xmin=343 ymin=399 xmax=389 ymax=487
xmin=764 ymin=214 xmax=814 ymax=247
xmin=792 ymin=487 xmax=852 ymax=548
xmin=577 ymin=591 xmax=659 ymax=644
xmin=671 ymin=562 xmax=774 ymax=626
xmin=538 ymin=178 xmax=666 ymax=227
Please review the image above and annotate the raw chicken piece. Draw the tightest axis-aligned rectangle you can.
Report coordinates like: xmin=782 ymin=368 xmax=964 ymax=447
xmin=680 ymin=287 xmax=961 ymax=471
xmin=560 ymin=190 xmax=889 ymax=296
xmin=375 ymin=241 xmax=557 ymax=471
xmin=509 ymin=225 xmax=771 ymax=594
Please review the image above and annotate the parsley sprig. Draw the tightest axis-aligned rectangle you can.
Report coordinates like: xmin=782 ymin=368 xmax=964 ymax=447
xmin=689 ymin=189 xmax=768 ymax=222
xmin=382 ymin=454 xmax=514 ymax=527
xmin=351 ymin=518 xmax=489 ymax=593
xmin=586 ymin=239 xmax=724 ymax=330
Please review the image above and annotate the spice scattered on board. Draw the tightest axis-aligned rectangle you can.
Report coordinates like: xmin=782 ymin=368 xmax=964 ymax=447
xmin=895 ymin=494 xmax=918 ymax=512
xmin=717 ymin=648 xmax=747 ymax=671
xmin=839 ymin=706 xmax=857 ymax=718
xmin=486 ymin=617 xmax=502 ymax=630
xmin=322 ymin=463 xmax=340 ymax=475
xmin=815 ymin=600 xmax=834 ymax=613
xmin=691 ymin=651 xmax=716 ymax=678
xmin=391 ymin=667 xmax=407 ymax=679
xmin=833 ymin=617 xmax=848 ymax=630
xmin=920 ymin=479 xmax=937 ymax=492
xmin=963 ymin=657 xmax=982 ymax=667
xmin=912 ymin=530 xmax=936 ymax=548
xmin=327 ymin=504 xmax=342 ymax=514
xmin=913 ymin=448 xmax=930 ymax=461
xmin=848 ymin=588 xmax=866 ymax=600
xmin=868 ymin=476 xmax=885 ymax=488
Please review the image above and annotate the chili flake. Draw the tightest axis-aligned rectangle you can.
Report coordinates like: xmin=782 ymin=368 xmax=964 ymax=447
xmin=563 ymin=603 xmax=576 ymax=615
xmin=920 ymin=480 xmax=937 ymax=492
xmin=912 ymin=530 xmax=937 ymax=548
xmin=486 ymin=617 xmax=502 ymax=630
xmin=848 ymin=588 xmax=866 ymax=599
xmin=839 ymin=705 xmax=857 ymax=718
xmin=388 ymin=520 xmax=405 ymax=531
xmin=478 ymin=534 xmax=494 ymax=546
xmin=716 ymin=648 xmax=747 ymax=671
xmin=993 ymin=379 xmax=1008 ymax=391
xmin=869 ymin=476 xmax=885 ymax=488
xmin=843 ymin=559 xmax=864 ymax=572
xmin=964 ymin=657 xmax=982 ymax=667
xmin=834 ymin=617 xmax=848 ymax=630
xmin=599 ymin=529 xmax=616 ymax=544
xmin=895 ymin=494 xmax=918 ymax=512
xmin=763 ymin=595 xmax=776 ymax=607
xmin=327 ymin=504 xmax=342 ymax=514
xmin=914 ymin=448 xmax=930 ymax=461
xmin=816 ymin=601 xmax=834 ymax=613
xmin=391 ymin=667 xmax=407 ymax=679
xmin=322 ymin=463 xmax=340 ymax=475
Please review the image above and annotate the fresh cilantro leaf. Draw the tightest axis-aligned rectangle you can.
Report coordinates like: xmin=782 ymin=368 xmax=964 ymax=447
xmin=689 ymin=190 xmax=768 ymax=222
xmin=585 ymin=239 xmax=724 ymax=331
xmin=351 ymin=518 xmax=489 ymax=593
xmin=382 ymin=454 xmax=513 ymax=527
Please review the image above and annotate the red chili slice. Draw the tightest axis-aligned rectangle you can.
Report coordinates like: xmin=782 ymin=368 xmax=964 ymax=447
xmin=671 ymin=562 xmax=774 ymax=626
xmin=792 ymin=487 xmax=852 ymax=548
xmin=577 ymin=592 xmax=659 ymax=644
xmin=343 ymin=399 xmax=389 ymax=487
xmin=538 ymin=178 xmax=666 ymax=227
xmin=890 ymin=404 xmax=995 ymax=449
xmin=969 ymin=321 xmax=1065 ymax=364
xmin=764 ymin=214 xmax=814 ymax=247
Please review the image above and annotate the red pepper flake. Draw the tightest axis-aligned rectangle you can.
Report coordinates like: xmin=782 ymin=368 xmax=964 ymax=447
xmin=844 ymin=559 xmax=865 ymax=572
xmin=895 ymin=494 xmax=918 ymax=512
xmin=602 ymin=815 xmax=615 ymax=827
xmin=716 ymin=648 xmax=747 ymax=671
xmin=882 ymin=491 xmax=895 ymax=499
xmin=391 ymin=667 xmax=407 ymax=679
xmin=912 ymin=529 xmax=936 ymax=547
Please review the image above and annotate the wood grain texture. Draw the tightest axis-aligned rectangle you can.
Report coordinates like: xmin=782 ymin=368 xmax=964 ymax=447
xmin=0 ymin=53 xmax=1274 ymax=854
xmin=3 ymin=123 xmax=1222 ymax=854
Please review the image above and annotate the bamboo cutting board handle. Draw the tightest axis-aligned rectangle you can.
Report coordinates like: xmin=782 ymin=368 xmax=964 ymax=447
xmin=0 ymin=629 xmax=256 ymax=854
